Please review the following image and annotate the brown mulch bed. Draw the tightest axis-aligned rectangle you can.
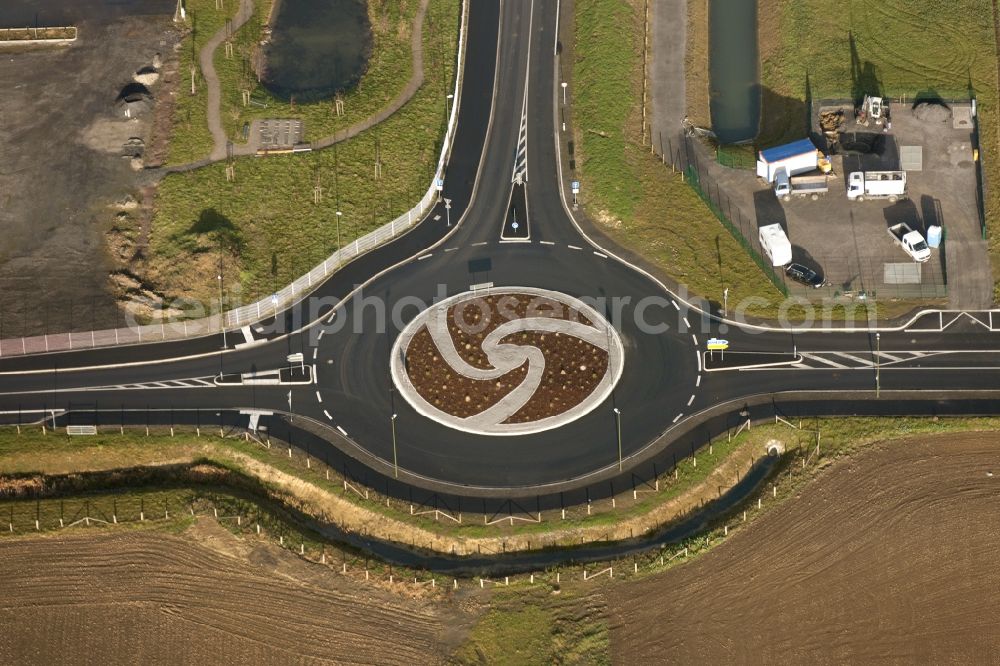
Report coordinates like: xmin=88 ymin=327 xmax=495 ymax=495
xmin=404 ymin=293 xmax=609 ymax=422
xmin=405 ymin=327 xmax=528 ymax=418
xmin=446 ymin=294 xmax=595 ymax=370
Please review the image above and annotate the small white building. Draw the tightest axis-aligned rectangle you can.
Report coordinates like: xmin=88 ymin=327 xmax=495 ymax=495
xmin=758 ymin=223 xmax=792 ymax=267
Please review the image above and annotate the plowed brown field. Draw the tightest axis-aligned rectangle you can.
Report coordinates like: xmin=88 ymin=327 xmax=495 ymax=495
xmin=0 ymin=519 xmax=476 ymax=665
xmin=609 ymin=433 xmax=1000 ymax=663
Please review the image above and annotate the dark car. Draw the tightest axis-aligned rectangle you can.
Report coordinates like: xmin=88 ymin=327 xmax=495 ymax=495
xmin=785 ymin=263 xmax=824 ymax=288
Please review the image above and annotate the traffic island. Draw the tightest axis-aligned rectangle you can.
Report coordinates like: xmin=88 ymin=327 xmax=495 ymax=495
xmin=392 ymin=288 xmax=624 ymax=435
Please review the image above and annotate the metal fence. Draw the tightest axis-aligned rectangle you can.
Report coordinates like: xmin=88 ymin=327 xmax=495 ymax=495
xmin=0 ymin=1 xmax=469 ymax=358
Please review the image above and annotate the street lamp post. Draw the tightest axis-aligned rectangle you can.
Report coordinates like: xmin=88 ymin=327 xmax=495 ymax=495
xmin=613 ymin=407 xmax=622 ymax=471
xmin=391 ymin=413 xmax=399 ymax=478
xmin=875 ymin=332 xmax=881 ymax=397
xmin=335 ymin=210 xmax=343 ymax=262
xmin=217 ymin=273 xmax=227 ymax=349
xmin=561 ymin=82 xmax=567 ymax=106
xmin=444 ymin=198 xmax=452 ymax=227
xmin=723 ymin=287 xmax=729 ymax=318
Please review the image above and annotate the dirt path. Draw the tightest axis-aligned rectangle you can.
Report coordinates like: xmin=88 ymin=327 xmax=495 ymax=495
xmin=196 ymin=0 xmax=431 ymax=163
xmin=201 ymin=0 xmax=255 ymax=161
xmin=607 ymin=432 xmax=1000 ymax=663
xmin=0 ymin=525 xmax=477 ymax=665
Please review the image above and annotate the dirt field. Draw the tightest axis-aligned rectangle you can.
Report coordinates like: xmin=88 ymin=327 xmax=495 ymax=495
xmin=608 ymin=432 xmax=1000 ymax=663
xmin=0 ymin=0 xmax=177 ymax=336
xmin=0 ymin=519 xmax=478 ymax=665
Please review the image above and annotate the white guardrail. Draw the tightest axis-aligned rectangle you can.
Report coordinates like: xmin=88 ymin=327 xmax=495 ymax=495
xmin=0 ymin=1 xmax=468 ymax=358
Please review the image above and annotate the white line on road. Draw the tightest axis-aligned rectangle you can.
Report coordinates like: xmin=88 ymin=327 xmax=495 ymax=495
xmin=671 ymin=300 xmax=680 ymax=311
xmin=673 ymin=413 xmax=683 ymax=423
xmin=683 ymin=317 xmax=690 ymax=328
xmin=337 ymin=426 xmax=348 ymax=437
xmin=691 ymin=334 xmax=698 ymax=345
xmin=687 ymin=394 xmax=695 ymax=406
xmin=317 ymin=330 xmax=324 ymax=340
xmin=445 ymin=247 xmax=458 ymax=252
xmin=696 ymin=375 xmax=702 ymax=387
xmin=472 ymin=241 xmax=487 ymax=246
xmin=567 ymin=244 xmax=583 ymax=251
xmin=418 ymin=253 xmax=432 ymax=261
xmin=315 ymin=390 xmax=322 ymax=402
xmin=696 ymin=350 xmax=702 ymax=372
xmin=539 ymin=240 xmax=555 ymax=245
xmin=323 ymin=409 xmax=333 ymax=420
xmin=592 ymin=251 xmax=607 ymax=258
xmin=312 ymin=348 xmax=318 ymax=360
xmin=833 ymin=352 xmax=872 ymax=366
xmin=801 ymin=353 xmax=849 ymax=369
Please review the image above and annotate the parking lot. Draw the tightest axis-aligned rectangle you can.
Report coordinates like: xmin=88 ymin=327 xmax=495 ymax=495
xmin=707 ymin=98 xmax=990 ymax=309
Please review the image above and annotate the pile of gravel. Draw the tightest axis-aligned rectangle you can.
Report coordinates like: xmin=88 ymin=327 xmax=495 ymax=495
xmin=912 ymin=102 xmax=951 ymax=123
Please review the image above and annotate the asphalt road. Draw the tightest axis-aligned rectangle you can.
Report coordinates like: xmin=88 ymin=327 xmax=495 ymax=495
xmin=1 ymin=0 xmax=1000 ymax=505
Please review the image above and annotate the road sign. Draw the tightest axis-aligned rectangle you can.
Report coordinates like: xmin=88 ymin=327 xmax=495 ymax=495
xmin=436 ymin=178 xmax=444 ymax=191
xmin=706 ymin=338 xmax=729 ymax=351
xmin=571 ymin=180 xmax=580 ymax=194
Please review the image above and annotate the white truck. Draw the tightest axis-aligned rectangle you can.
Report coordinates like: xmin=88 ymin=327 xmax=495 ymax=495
xmin=848 ymin=171 xmax=906 ymax=202
xmin=759 ymin=223 xmax=793 ymax=267
xmin=887 ymin=222 xmax=931 ymax=262
xmin=774 ymin=172 xmax=829 ymax=201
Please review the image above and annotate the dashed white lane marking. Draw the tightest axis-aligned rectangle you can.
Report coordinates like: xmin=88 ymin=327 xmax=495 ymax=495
xmin=312 ymin=364 xmax=317 ymax=382
xmin=671 ymin=300 xmax=680 ymax=311
xmin=683 ymin=317 xmax=690 ymax=328
xmin=691 ymin=334 xmax=698 ymax=345
xmin=800 ymin=353 xmax=848 ymax=369
xmin=317 ymin=330 xmax=324 ymax=340
xmin=323 ymin=409 xmax=333 ymax=420
xmin=568 ymin=244 xmax=583 ymax=251
xmin=696 ymin=350 xmax=702 ymax=372
xmin=696 ymin=375 xmax=702 ymax=387
xmin=418 ymin=253 xmax=432 ymax=261
xmin=472 ymin=241 xmax=487 ymax=246
xmin=315 ymin=390 xmax=322 ymax=402
xmin=876 ymin=351 xmax=905 ymax=362
xmin=540 ymin=240 xmax=555 ymax=245
xmin=312 ymin=348 xmax=318 ymax=360
xmin=445 ymin=247 xmax=458 ymax=252
xmin=687 ymin=394 xmax=695 ymax=406
xmin=673 ymin=413 xmax=683 ymax=423
xmin=593 ymin=251 xmax=607 ymax=258
xmin=337 ymin=426 xmax=348 ymax=437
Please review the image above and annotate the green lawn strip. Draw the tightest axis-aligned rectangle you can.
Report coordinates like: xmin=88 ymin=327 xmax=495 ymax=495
xmin=167 ymin=0 xmax=241 ymax=165
xmin=149 ymin=0 xmax=458 ymax=303
xmin=214 ymin=0 xmax=423 ymax=144
xmin=451 ymin=586 xmax=610 ymax=665
xmin=573 ymin=0 xmax=784 ymax=318
xmin=758 ymin=0 xmax=1000 ymax=295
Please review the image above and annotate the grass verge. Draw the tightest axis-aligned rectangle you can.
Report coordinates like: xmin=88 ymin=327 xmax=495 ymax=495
xmin=146 ymin=0 xmax=458 ymax=304
xmin=166 ymin=0 xmax=241 ymax=164
xmin=452 ymin=585 xmax=610 ymax=664
xmin=572 ymin=0 xmax=785 ymax=315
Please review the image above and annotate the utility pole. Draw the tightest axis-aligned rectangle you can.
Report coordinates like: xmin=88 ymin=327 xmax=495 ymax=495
xmin=391 ymin=413 xmax=399 ymax=478
xmin=875 ymin=332 xmax=881 ymax=397
xmin=614 ymin=407 xmax=622 ymax=471
xmin=218 ymin=272 xmax=227 ymax=349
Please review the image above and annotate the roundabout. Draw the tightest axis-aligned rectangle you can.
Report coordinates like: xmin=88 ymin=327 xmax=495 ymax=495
xmin=390 ymin=287 xmax=625 ymax=435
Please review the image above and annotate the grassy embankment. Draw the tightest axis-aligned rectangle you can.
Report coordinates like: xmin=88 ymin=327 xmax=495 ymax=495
xmin=757 ymin=0 xmax=1000 ymax=297
xmin=146 ymin=0 xmax=458 ymax=305
xmin=167 ymin=0 xmax=241 ymax=165
xmin=572 ymin=0 xmax=785 ymax=317
xmin=213 ymin=0 xmax=426 ymax=143
xmin=4 ymin=414 xmax=1000 ymax=548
